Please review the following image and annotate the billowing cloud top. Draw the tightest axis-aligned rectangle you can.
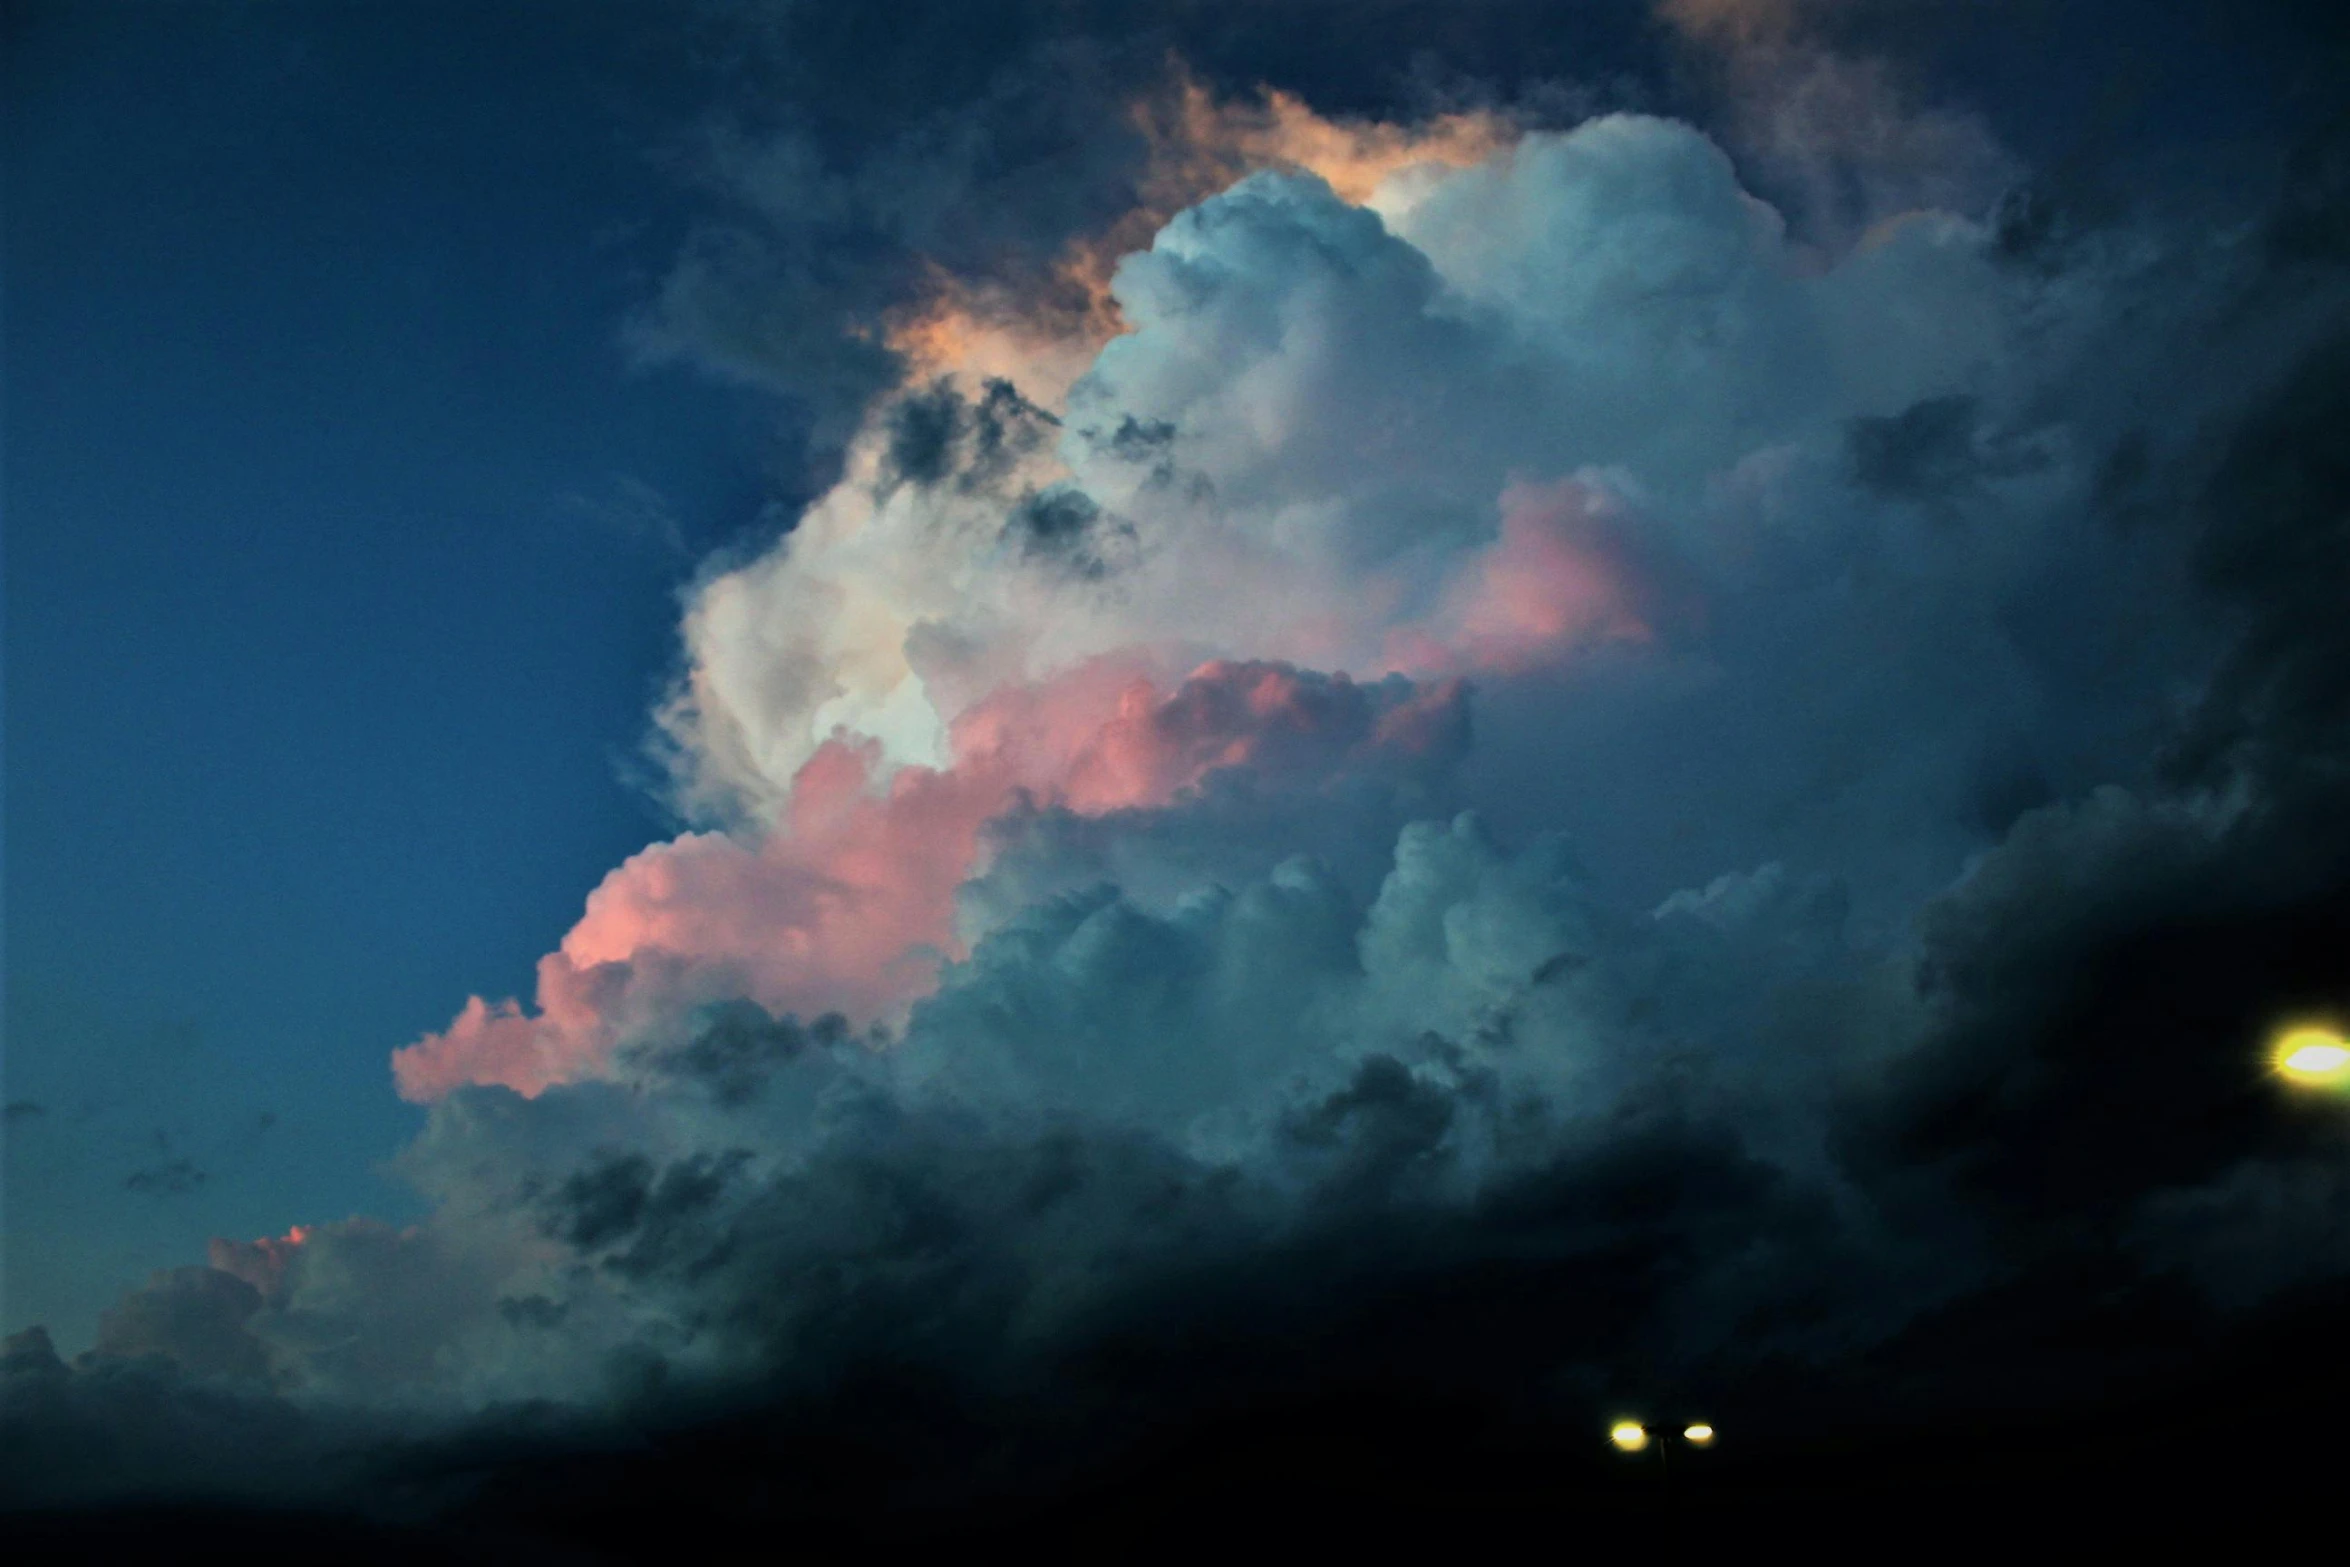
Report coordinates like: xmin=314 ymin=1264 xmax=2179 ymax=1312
xmin=393 ymin=110 xmax=2036 ymax=1107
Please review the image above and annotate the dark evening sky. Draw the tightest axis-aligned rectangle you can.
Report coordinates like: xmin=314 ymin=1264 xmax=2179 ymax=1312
xmin=6 ymin=0 xmax=2349 ymax=1553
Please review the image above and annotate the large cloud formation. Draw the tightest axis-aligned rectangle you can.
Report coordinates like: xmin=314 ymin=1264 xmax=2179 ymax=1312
xmin=11 ymin=2 xmax=2350 ymax=1550
xmin=397 ymin=104 xmax=2045 ymax=1103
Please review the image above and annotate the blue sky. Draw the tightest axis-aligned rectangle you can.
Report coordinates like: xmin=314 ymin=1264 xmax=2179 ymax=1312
xmin=4 ymin=2 xmax=780 ymax=1346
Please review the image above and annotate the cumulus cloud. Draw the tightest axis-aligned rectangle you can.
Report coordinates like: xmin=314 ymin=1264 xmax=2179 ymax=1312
xmin=405 ymin=107 xmax=2033 ymax=1107
xmin=662 ymin=114 xmax=2024 ymax=823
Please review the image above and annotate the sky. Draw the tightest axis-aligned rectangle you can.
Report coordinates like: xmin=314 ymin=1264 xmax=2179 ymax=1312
xmin=6 ymin=0 xmax=2350 ymax=1553
xmin=4 ymin=1 xmax=780 ymax=1344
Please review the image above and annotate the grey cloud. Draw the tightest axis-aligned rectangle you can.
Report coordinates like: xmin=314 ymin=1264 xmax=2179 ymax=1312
xmin=546 ymin=1148 xmax=748 ymax=1270
xmin=1847 ymin=393 xmax=1996 ymax=498
xmin=1 ymin=1339 xmax=353 ymax=1513
xmin=2 ymin=1325 xmax=61 ymax=1376
xmin=1085 ymin=411 xmax=1177 ymax=470
xmin=1003 ymin=485 xmax=1131 ymax=577
xmin=881 ymin=375 xmax=1059 ymax=493
xmin=881 ymin=378 xmax=967 ymax=485
xmin=1276 ymin=1053 xmax=1464 ymax=1209
xmin=92 ymin=1267 xmax=269 ymax=1382
xmin=549 ymin=1153 xmax=658 ymax=1251
xmin=634 ymin=1001 xmax=854 ymax=1107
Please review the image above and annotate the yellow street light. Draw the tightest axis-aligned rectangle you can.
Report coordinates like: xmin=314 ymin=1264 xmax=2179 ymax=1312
xmin=2273 ymin=1026 xmax=2350 ymax=1088
xmin=1610 ymin=1419 xmax=1716 ymax=1452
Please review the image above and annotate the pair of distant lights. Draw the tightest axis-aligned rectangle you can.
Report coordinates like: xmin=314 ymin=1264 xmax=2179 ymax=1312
xmin=1610 ymin=1421 xmax=1713 ymax=1452
xmin=2273 ymin=1026 xmax=2350 ymax=1089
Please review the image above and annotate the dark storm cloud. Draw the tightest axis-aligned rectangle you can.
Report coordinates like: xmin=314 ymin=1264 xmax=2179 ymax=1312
xmin=90 ymin=1267 xmax=267 ymax=1382
xmin=548 ymin=1152 xmax=658 ymax=1250
xmin=1828 ymin=274 xmax=2350 ymax=1404
xmin=481 ymin=1053 xmax=1828 ymax=1436
xmin=545 ymin=1147 xmax=748 ymax=1270
xmin=634 ymin=1000 xmax=854 ymax=1107
xmin=3 ymin=1325 xmax=269 ymax=1504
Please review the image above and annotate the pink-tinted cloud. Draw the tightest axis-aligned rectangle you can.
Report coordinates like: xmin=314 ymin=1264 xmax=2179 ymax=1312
xmin=393 ymin=657 xmax=1468 ymax=1101
xmin=1383 ymin=478 xmax=1655 ymax=678
xmin=394 ymin=474 xmax=1650 ymax=1104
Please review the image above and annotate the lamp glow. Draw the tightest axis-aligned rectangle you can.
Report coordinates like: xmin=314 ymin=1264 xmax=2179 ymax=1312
xmin=1609 ymin=1421 xmax=1650 ymax=1452
xmin=1682 ymin=1423 xmax=1715 ymax=1446
xmin=2274 ymin=1027 xmax=2350 ymax=1086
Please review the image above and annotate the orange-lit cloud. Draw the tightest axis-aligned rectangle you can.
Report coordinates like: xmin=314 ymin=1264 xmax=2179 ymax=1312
xmin=884 ymin=66 xmax=1514 ymax=392
xmin=1141 ymin=69 xmax=1512 ymax=209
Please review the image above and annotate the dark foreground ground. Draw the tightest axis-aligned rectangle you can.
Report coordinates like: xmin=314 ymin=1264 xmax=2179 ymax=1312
xmin=8 ymin=1348 xmax=2343 ymax=1564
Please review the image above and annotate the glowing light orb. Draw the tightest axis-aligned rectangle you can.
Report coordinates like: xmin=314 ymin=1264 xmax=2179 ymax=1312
xmin=1683 ymin=1423 xmax=1716 ymax=1446
xmin=2273 ymin=1027 xmax=2350 ymax=1086
xmin=1610 ymin=1421 xmax=1651 ymax=1452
